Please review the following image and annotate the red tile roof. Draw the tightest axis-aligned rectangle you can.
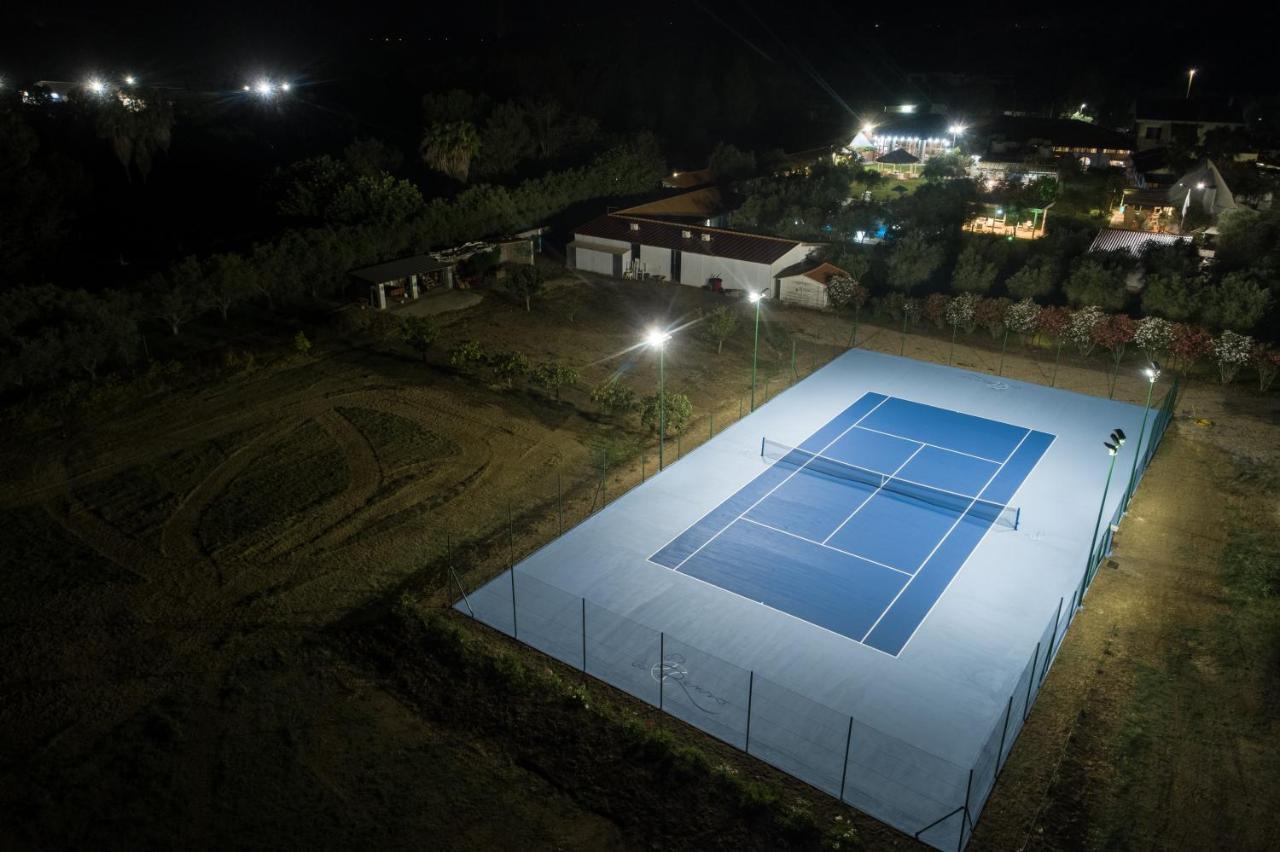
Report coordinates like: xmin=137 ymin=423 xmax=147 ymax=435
xmin=574 ymin=215 xmax=808 ymax=265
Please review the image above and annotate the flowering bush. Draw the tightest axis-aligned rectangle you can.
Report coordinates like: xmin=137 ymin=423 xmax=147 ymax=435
xmin=880 ymin=292 xmax=908 ymax=320
xmin=945 ymin=292 xmax=978 ymax=333
xmin=923 ymin=293 xmax=950 ymax=329
xmin=974 ymin=296 xmax=1010 ymax=338
xmin=1133 ymin=316 xmax=1174 ymax=361
xmin=903 ymin=297 xmax=922 ymax=325
xmin=827 ymin=276 xmax=868 ymax=312
xmin=1091 ymin=314 xmax=1137 ymax=396
xmin=1170 ymin=323 xmax=1213 ymax=375
xmin=1213 ymin=330 xmax=1253 ymax=384
xmin=1252 ymin=343 xmax=1280 ymax=393
xmin=1066 ymin=306 xmax=1105 ymax=356
xmin=1005 ymin=298 xmax=1042 ymax=343
xmin=1035 ymin=305 xmax=1071 ymax=342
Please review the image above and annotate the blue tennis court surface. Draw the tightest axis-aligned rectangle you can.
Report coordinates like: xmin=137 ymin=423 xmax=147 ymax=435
xmin=650 ymin=393 xmax=1054 ymax=655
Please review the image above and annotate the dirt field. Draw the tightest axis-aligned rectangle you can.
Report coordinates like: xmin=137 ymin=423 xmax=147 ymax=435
xmin=1 ymin=273 xmax=1276 ymax=850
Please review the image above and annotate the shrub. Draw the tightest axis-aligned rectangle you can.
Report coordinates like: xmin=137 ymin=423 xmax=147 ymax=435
xmin=1252 ymin=343 xmax=1280 ymax=393
xmin=923 ymin=293 xmax=949 ymax=329
xmin=399 ymin=316 xmax=438 ymax=362
xmin=701 ymin=305 xmax=740 ymax=354
xmin=826 ymin=275 xmax=869 ymax=312
xmin=1213 ymin=330 xmax=1253 ymax=384
xmin=1005 ymin=298 xmax=1041 ymax=343
xmin=1066 ymin=306 xmax=1105 ymax=356
xmin=1170 ymin=323 xmax=1214 ymax=374
xmin=945 ymin=292 xmax=979 ymax=333
xmin=590 ymin=378 xmax=638 ymax=415
xmin=293 ymin=331 xmax=312 ymax=355
xmin=528 ymin=360 xmax=579 ymax=400
xmin=486 ymin=349 xmax=529 ymax=387
xmin=1133 ymin=316 xmax=1175 ymax=361
xmin=640 ymin=391 xmax=693 ymax=435
xmin=974 ymin=296 xmax=1010 ymax=338
xmin=449 ymin=340 xmax=487 ymax=369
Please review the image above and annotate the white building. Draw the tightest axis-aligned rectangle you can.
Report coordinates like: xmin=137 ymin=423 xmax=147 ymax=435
xmin=775 ymin=261 xmax=850 ymax=310
xmin=567 ymin=214 xmax=822 ymax=297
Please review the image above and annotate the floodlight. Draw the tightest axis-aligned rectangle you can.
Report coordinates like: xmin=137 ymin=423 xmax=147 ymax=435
xmin=1144 ymin=361 xmax=1162 ymax=382
xmin=124 ymin=75 xmax=136 ymax=86
xmin=1104 ymin=441 xmax=1118 ymax=455
xmin=749 ymin=291 xmax=763 ymax=303
xmin=995 ymin=208 xmax=1004 ymax=216
xmin=949 ymin=123 xmax=966 ymax=135
xmin=254 ymin=79 xmax=273 ymax=96
xmin=861 ymin=124 xmax=876 ymax=135
xmin=243 ymin=84 xmax=251 ymax=91
xmin=1112 ymin=428 xmax=1127 ymax=444
xmin=645 ymin=328 xmax=670 ymax=348
xmin=1195 ymin=181 xmax=1205 ymax=190
xmin=86 ymin=78 xmax=107 ymax=94
xmin=280 ymin=82 xmax=291 ymax=92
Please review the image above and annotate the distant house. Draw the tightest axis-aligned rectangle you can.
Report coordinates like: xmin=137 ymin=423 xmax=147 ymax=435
xmin=1134 ymin=98 xmax=1246 ymax=152
xmin=1087 ymin=228 xmax=1191 ymax=258
xmin=1113 ymin=159 xmax=1240 ymax=233
xmin=614 ymin=187 xmax=732 ymax=228
xmin=567 ymin=214 xmax=821 ymax=296
xmin=971 ymin=116 xmax=1134 ymax=170
xmin=775 ymin=261 xmax=849 ymax=309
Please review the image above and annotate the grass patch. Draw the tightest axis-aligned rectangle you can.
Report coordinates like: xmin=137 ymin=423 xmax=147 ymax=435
xmin=336 ymin=407 xmax=459 ymax=472
xmin=339 ymin=601 xmax=872 ymax=851
xmin=74 ymin=426 xmax=262 ymax=542
xmin=199 ymin=421 xmax=348 ymax=552
xmin=0 ymin=506 xmax=133 ymax=595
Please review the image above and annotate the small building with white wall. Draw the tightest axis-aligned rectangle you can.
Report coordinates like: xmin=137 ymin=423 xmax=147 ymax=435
xmin=567 ymin=214 xmax=822 ymax=297
xmin=774 ymin=261 xmax=850 ymax=310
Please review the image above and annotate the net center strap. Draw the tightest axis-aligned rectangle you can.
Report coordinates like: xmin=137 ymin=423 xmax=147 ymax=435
xmin=761 ymin=438 xmax=1019 ymax=529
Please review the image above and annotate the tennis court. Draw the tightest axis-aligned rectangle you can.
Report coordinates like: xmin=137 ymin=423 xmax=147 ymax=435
xmin=650 ymin=393 xmax=1055 ymax=655
xmin=458 ymin=349 xmax=1174 ymax=850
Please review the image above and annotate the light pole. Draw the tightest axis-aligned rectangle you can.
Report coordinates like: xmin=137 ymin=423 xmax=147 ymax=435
xmin=749 ymin=291 xmax=763 ymax=411
xmin=1085 ymin=428 xmax=1127 ymax=589
xmin=948 ymin=123 xmax=966 ymax=149
xmin=1123 ymin=363 xmax=1161 ymax=512
xmin=1186 ymin=68 xmax=1196 ymax=99
xmin=646 ymin=328 xmax=671 ymax=469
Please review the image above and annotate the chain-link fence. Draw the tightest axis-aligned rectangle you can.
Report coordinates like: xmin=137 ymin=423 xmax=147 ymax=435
xmin=447 ymin=371 xmax=1181 ymax=851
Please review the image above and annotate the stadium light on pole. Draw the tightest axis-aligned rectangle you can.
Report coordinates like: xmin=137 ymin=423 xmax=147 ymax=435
xmin=749 ymin=290 xmax=764 ymax=411
xmin=1186 ymin=68 xmax=1196 ymax=99
xmin=646 ymin=328 xmax=672 ymax=470
xmin=1085 ymin=428 xmax=1127 ymax=589
xmin=949 ymin=123 xmax=966 ymax=147
xmin=1123 ymin=362 xmax=1161 ymax=513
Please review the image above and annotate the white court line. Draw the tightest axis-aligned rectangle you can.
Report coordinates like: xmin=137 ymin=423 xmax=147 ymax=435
xmin=860 ymin=428 xmax=1033 ymax=644
xmin=821 ymin=444 xmax=926 ymax=546
xmin=894 ymin=431 xmax=1058 ymax=658
xmin=668 ymin=396 xmax=892 ymax=572
xmin=738 ymin=518 xmax=913 ymax=576
xmin=851 ymin=423 xmax=1008 ymax=465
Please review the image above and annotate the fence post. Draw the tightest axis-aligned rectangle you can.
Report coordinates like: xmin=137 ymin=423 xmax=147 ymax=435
xmin=556 ymin=473 xmax=563 ymax=534
xmin=510 ymin=568 xmax=518 ymax=639
xmin=1042 ymin=597 xmax=1064 ymax=681
xmin=839 ymin=716 xmax=854 ymax=801
xmin=744 ymin=670 xmax=754 ymax=753
xmin=659 ymin=631 xmax=665 ymax=711
xmin=709 ymin=412 xmax=714 ymax=439
xmin=791 ymin=339 xmax=797 ymax=380
xmin=581 ymin=598 xmax=587 ymax=672
xmin=602 ymin=447 xmax=608 ymax=503
xmin=642 ymin=452 xmax=646 ymax=482
xmin=507 ymin=501 xmax=515 ymax=567
xmin=677 ymin=432 xmax=682 ymax=460
xmin=1023 ymin=641 xmax=1041 ymax=721
xmin=995 ymin=693 xmax=1013 ymax=773
xmin=957 ymin=768 xmax=974 ymax=852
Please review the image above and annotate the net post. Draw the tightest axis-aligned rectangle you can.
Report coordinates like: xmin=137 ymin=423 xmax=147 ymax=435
xmin=760 ymin=436 xmax=765 ymax=457
xmin=1015 ymin=506 xmax=1021 ymax=531
xmin=581 ymin=597 xmax=587 ymax=673
xmin=642 ymin=452 xmax=646 ymax=482
xmin=1042 ymin=597 xmax=1064 ymax=682
xmin=658 ymin=631 xmax=665 ymax=711
xmin=839 ymin=716 xmax=853 ymax=801
xmin=744 ymin=670 xmax=754 ymax=753
xmin=1023 ymin=641 xmax=1041 ymax=721
xmin=556 ymin=473 xmax=563 ymax=534
xmin=995 ymin=693 xmax=1013 ymax=773
xmin=791 ymin=339 xmax=797 ymax=380
xmin=510 ymin=568 xmax=518 ymax=639
xmin=507 ymin=501 xmax=514 ymax=567
xmin=602 ymin=448 xmax=608 ymax=503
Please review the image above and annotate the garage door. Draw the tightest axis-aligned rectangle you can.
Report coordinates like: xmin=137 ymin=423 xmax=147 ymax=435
xmin=779 ymin=277 xmax=826 ymax=309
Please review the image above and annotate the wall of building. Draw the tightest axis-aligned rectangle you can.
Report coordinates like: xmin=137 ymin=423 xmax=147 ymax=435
xmin=569 ymin=235 xmax=630 ymax=276
xmin=778 ymin=275 xmax=827 ymax=309
xmin=632 ymin=244 xmax=672 ymax=279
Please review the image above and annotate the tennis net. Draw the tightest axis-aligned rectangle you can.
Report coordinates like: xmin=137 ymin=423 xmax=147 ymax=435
xmin=761 ymin=438 xmax=1020 ymax=529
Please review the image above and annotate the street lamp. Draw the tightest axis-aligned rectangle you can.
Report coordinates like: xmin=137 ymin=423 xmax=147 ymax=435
xmin=1186 ymin=68 xmax=1196 ymax=99
xmin=1085 ymin=428 xmax=1127 ymax=590
xmin=646 ymin=328 xmax=672 ymax=470
xmin=1123 ymin=362 xmax=1161 ymax=512
xmin=749 ymin=290 xmax=764 ymax=411
xmin=124 ymin=75 xmax=136 ymax=86
xmin=86 ymin=78 xmax=107 ymax=95
xmin=948 ymin=123 xmax=966 ymax=147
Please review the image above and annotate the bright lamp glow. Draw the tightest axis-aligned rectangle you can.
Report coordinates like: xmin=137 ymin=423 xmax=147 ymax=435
xmin=86 ymin=78 xmax=107 ymax=94
xmin=242 ymin=84 xmax=251 ymax=91
xmin=1195 ymin=181 xmax=1206 ymax=189
xmin=949 ymin=123 xmax=966 ymax=135
xmin=645 ymin=328 xmax=670 ymax=348
xmin=254 ymin=79 xmax=274 ymax=96
xmin=860 ymin=124 xmax=875 ymax=135
xmin=124 ymin=75 xmax=136 ymax=86
xmin=280 ymin=82 xmax=291 ymax=92
xmin=749 ymin=291 xmax=763 ymax=303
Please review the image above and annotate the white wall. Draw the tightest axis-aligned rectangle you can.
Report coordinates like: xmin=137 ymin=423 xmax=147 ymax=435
xmin=778 ymin=275 xmax=827 ymax=309
xmin=677 ymin=251 xmax=773 ymax=292
xmin=633 ymin=244 xmax=671 ymax=279
xmin=570 ymin=235 xmax=630 ymax=276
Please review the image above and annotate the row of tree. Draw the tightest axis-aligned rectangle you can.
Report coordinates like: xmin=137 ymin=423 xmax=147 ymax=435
xmin=0 ymin=135 xmax=666 ymax=396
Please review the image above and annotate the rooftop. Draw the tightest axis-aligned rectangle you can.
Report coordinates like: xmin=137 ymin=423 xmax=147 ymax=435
xmin=1087 ymin=228 xmax=1190 ymax=256
xmin=350 ymin=254 xmax=453 ymax=283
xmin=574 ymin=215 xmax=813 ymax=265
